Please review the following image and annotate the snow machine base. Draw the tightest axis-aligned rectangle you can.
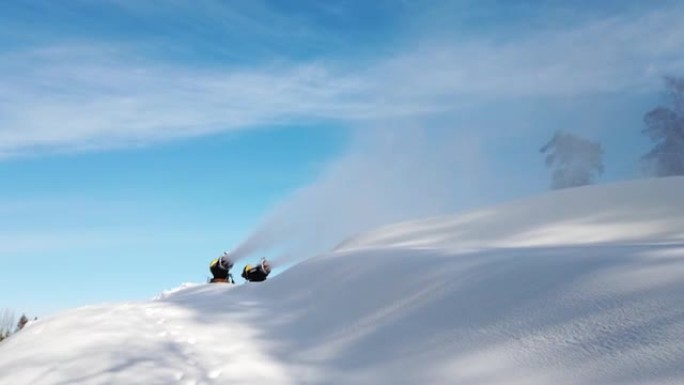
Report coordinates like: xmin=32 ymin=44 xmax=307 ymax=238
xmin=209 ymin=278 xmax=231 ymax=284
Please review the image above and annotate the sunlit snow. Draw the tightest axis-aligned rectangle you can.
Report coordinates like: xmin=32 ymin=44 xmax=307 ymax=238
xmin=1 ymin=177 xmax=683 ymax=385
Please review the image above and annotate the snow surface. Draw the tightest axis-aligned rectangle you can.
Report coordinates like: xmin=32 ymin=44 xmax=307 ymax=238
xmin=2 ymin=177 xmax=684 ymax=385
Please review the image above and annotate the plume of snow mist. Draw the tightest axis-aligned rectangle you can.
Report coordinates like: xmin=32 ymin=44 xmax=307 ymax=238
xmin=230 ymin=127 xmax=485 ymax=265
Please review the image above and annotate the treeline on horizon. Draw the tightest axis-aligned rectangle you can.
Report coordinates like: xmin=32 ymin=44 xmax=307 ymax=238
xmin=0 ymin=310 xmax=35 ymax=343
xmin=541 ymin=75 xmax=684 ymax=189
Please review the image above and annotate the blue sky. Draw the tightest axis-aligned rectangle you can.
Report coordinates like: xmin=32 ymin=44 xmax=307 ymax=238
xmin=1 ymin=0 xmax=683 ymax=317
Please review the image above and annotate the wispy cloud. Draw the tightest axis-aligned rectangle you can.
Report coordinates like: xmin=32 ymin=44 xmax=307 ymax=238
xmin=1 ymin=2 xmax=683 ymax=157
xmin=370 ymin=4 xmax=684 ymax=99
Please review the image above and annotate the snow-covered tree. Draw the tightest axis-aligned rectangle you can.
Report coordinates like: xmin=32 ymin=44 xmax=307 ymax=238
xmin=16 ymin=314 xmax=29 ymax=332
xmin=642 ymin=76 xmax=684 ymax=176
xmin=540 ymin=130 xmax=604 ymax=189
xmin=0 ymin=310 xmax=15 ymax=342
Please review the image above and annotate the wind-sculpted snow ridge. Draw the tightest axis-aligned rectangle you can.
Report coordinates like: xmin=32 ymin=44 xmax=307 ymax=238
xmin=1 ymin=177 xmax=683 ymax=384
xmin=337 ymin=176 xmax=684 ymax=251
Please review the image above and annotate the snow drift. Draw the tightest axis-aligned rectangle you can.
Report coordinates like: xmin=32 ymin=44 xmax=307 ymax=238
xmin=1 ymin=177 xmax=683 ymax=385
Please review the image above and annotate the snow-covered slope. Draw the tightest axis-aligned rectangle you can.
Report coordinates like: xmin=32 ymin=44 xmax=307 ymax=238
xmin=338 ymin=176 xmax=684 ymax=250
xmin=1 ymin=177 xmax=684 ymax=385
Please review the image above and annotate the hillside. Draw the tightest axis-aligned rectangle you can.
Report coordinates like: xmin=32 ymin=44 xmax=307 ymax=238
xmin=1 ymin=177 xmax=683 ymax=385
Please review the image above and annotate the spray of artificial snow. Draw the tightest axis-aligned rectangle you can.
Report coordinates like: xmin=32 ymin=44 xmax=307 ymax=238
xmin=230 ymin=127 xmax=486 ymax=267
